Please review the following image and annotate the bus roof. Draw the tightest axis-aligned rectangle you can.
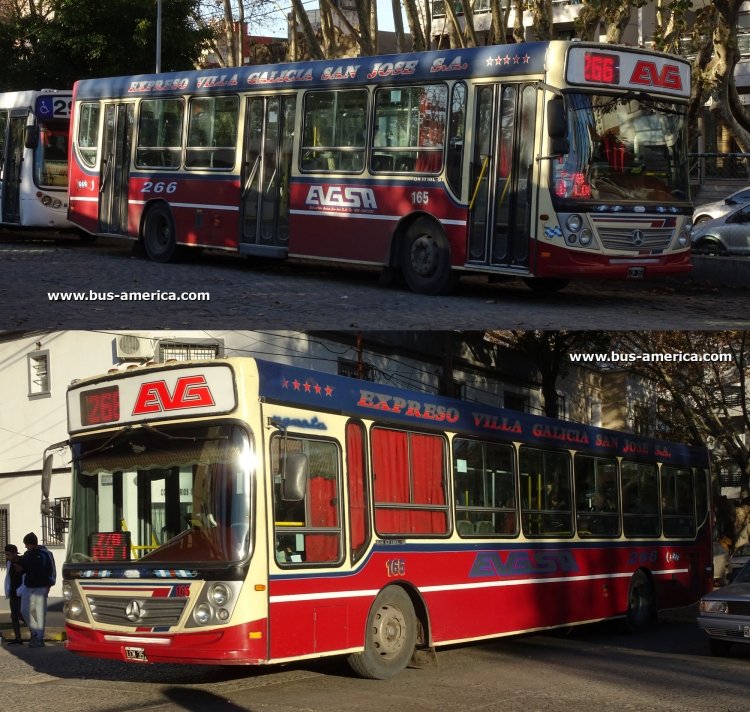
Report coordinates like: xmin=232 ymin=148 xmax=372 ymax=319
xmin=72 ymin=41 xmax=691 ymax=101
xmin=68 ymin=356 xmax=709 ymax=468
xmin=73 ymin=42 xmax=552 ymax=99
xmin=0 ymin=89 xmax=71 ymax=112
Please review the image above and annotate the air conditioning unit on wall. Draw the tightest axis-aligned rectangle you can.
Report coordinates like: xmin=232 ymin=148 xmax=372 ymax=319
xmin=115 ymin=333 xmax=154 ymax=361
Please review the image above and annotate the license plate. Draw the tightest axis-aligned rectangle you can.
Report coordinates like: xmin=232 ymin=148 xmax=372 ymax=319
xmin=627 ymin=267 xmax=645 ymax=279
xmin=744 ymin=626 xmax=750 ymax=639
xmin=125 ymin=646 xmax=148 ymax=662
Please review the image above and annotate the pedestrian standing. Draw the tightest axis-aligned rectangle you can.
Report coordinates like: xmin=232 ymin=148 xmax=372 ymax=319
xmin=15 ymin=532 xmax=56 ymax=648
xmin=3 ymin=544 xmax=24 ymax=644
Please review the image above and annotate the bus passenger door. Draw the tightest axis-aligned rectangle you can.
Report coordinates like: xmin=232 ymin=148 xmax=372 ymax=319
xmin=468 ymin=84 xmax=537 ymax=270
xmin=240 ymin=95 xmax=296 ymax=256
xmin=1 ymin=113 xmax=26 ymax=224
xmin=99 ymin=103 xmax=134 ymax=234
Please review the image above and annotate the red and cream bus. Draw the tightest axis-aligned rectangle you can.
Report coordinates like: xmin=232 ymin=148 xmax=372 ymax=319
xmin=52 ymin=356 xmax=712 ymax=678
xmin=0 ymin=89 xmax=72 ymax=228
xmin=66 ymin=41 xmax=693 ymax=293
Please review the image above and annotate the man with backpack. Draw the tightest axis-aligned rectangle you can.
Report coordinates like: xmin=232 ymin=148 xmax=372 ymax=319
xmin=15 ymin=532 xmax=56 ymax=648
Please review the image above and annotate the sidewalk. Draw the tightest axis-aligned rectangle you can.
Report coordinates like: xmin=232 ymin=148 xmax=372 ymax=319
xmin=0 ymin=597 xmax=67 ymax=643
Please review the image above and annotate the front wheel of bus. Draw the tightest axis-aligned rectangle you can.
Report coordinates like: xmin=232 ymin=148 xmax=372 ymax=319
xmin=143 ymin=204 xmax=180 ymax=263
xmin=347 ymin=587 xmax=417 ymax=680
xmin=401 ymin=219 xmax=457 ymax=295
xmin=626 ymin=570 xmax=655 ymax=633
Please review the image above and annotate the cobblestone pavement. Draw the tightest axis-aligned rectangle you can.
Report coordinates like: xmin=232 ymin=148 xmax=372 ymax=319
xmin=1 ymin=230 xmax=748 ymax=329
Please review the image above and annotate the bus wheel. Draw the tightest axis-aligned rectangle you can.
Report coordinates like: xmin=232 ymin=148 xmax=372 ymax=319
xmin=400 ymin=219 xmax=457 ymax=295
xmin=626 ymin=570 xmax=655 ymax=633
xmin=143 ymin=204 xmax=180 ymax=263
xmin=522 ymin=278 xmax=569 ymax=293
xmin=347 ymin=587 xmax=417 ymax=680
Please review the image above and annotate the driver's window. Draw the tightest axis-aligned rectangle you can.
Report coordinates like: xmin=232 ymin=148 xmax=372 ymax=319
xmin=271 ymin=435 xmax=342 ymax=566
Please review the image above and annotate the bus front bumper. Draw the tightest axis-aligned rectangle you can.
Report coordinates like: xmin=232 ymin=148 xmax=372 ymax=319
xmin=65 ymin=620 xmax=268 ymax=665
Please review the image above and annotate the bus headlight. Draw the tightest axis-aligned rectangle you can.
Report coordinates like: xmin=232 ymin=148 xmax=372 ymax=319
xmin=579 ymin=229 xmax=593 ymax=247
xmin=676 ymin=229 xmax=689 ymax=248
xmin=193 ymin=603 xmax=213 ymax=625
xmin=67 ymin=598 xmax=84 ymax=619
xmin=62 ymin=581 xmax=74 ymax=601
xmin=208 ymin=583 xmax=231 ymax=607
xmin=52 ymin=198 xmax=62 ymax=209
xmin=41 ymin=194 xmax=52 ymax=206
xmin=566 ymin=214 xmax=583 ymax=232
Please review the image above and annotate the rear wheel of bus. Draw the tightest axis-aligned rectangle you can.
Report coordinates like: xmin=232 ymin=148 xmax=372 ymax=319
xmin=348 ymin=586 xmax=417 ymax=679
xmin=143 ymin=203 xmax=182 ymax=263
xmin=400 ymin=218 xmax=457 ymax=295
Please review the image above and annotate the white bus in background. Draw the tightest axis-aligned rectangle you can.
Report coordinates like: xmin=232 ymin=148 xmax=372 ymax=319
xmin=0 ymin=89 xmax=73 ymax=228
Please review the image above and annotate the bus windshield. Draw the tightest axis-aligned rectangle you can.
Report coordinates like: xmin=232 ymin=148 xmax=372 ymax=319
xmin=552 ymin=92 xmax=689 ymax=203
xmin=67 ymin=424 xmax=253 ymax=566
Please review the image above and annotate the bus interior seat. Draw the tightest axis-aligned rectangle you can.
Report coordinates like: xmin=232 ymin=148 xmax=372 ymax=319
xmin=456 ymin=520 xmax=474 ymax=536
xmin=474 ymin=520 xmax=495 ymax=535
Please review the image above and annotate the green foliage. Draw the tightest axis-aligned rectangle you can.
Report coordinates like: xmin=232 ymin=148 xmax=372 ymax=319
xmin=0 ymin=0 xmax=210 ymax=90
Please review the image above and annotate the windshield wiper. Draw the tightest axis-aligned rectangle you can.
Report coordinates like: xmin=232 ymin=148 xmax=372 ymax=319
xmin=141 ymin=423 xmax=229 ymax=442
xmin=73 ymin=426 xmax=134 ymax=462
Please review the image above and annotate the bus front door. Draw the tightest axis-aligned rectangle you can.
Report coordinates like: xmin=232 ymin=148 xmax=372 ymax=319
xmin=99 ymin=103 xmax=134 ymax=234
xmin=468 ymin=84 xmax=537 ymax=271
xmin=240 ymin=95 xmax=296 ymax=256
xmin=1 ymin=113 xmax=26 ymax=224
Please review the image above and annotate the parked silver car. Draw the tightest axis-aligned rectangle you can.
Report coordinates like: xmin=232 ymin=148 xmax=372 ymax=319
xmin=693 ymin=186 xmax=750 ymax=225
xmin=691 ymin=202 xmax=750 ymax=255
xmin=698 ymin=559 xmax=750 ymax=656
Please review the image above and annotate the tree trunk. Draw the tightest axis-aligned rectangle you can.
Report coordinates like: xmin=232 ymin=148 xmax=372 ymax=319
xmin=222 ymin=0 xmax=238 ymax=67
xmin=290 ymin=0 xmax=325 ymax=59
xmin=512 ymin=0 xmax=525 ymax=43
xmin=403 ymin=0 xmax=427 ymax=51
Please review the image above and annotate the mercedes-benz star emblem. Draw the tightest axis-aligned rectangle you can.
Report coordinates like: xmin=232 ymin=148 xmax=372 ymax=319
xmin=125 ymin=600 xmax=146 ymax=622
xmin=631 ymin=229 xmax=645 ymax=247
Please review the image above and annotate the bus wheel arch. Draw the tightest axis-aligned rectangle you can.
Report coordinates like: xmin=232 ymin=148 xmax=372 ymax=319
xmin=395 ymin=214 xmax=458 ymax=295
xmin=347 ymin=584 xmax=424 ymax=679
xmin=141 ymin=201 xmax=182 ymax=263
xmin=625 ymin=568 xmax=656 ymax=633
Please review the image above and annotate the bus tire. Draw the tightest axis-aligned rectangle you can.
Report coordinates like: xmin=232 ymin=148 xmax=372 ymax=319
xmin=143 ymin=204 xmax=180 ymax=263
xmin=347 ymin=586 xmax=417 ymax=680
xmin=626 ymin=570 xmax=655 ymax=633
xmin=400 ymin=218 xmax=457 ymax=295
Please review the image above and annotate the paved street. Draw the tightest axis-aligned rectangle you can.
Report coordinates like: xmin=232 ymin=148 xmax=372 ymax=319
xmin=0 ymin=603 xmax=748 ymax=711
xmin=1 ymin=230 xmax=748 ymax=329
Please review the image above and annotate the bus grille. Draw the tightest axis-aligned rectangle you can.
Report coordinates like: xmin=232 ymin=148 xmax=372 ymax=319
xmin=86 ymin=595 xmax=187 ymax=628
xmin=597 ymin=228 xmax=674 ymax=252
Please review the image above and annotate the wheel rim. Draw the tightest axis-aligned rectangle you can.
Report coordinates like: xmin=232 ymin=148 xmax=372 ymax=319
xmin=409 ymin=234 xmax=439 ymax=277
xmin=371 ymin=603 xmax=407 ymax=660
xmin=148 ymin=214 xmax=171 ymax=254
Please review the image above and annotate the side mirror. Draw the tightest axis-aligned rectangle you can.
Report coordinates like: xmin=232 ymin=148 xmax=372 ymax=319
xmin=41 ymin=452 xmax=53 ymax=515
xmin=281 ymin=453 xmax=308 ymax=502
xmin=547 ymin=96 xmax=569 ymax=156
xmin=547 ymin=95 xmax=567 ymax=139
xmin=24 ymin=123 xmax=39 ymax=149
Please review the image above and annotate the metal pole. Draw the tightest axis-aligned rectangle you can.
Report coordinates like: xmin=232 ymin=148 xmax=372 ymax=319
xmin=156 ymin=0 xmax=162 ymax=73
